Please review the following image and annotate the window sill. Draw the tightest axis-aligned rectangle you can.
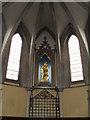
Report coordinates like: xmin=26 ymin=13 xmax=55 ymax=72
xmin=71 ymin=81 xmax=85 ymax=87
xmin=4 ymin=81 xmax=19 ymax=86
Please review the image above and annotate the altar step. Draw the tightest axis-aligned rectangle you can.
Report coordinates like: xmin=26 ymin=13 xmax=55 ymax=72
xmin=2 ymin=117 xmax=61 ymax=120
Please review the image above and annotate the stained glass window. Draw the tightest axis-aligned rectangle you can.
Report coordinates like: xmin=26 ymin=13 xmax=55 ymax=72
xmin=68 ymin=35 xmax=84 ymax=82
xmin=6 ymin=33 xmax=22 ymax=80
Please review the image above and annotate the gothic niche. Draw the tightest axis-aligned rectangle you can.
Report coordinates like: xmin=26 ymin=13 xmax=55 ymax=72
xmin=35 ymin=36 xmax=56 ymax=87
xmin=39 ymin=54 xmax=51 ymax=86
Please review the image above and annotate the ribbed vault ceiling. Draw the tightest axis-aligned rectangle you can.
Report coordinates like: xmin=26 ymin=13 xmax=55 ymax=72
xmin=2 ymin=2 xmax=89 ymax=52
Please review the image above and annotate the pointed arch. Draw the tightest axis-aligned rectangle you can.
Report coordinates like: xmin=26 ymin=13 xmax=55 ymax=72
xmin=3 ymin=22 xmax=31 ymax=87
xmin=6 ymin=33 xmax=22 ymax=80
xmin=61 ymin=23 xmax=86 ymax=87
xmin=68 ymin=34 xmax=84 ymax=82
xmin=36 ymin=26 xmax=55 ymax=41
xmin=60 ymin=23 xmax=76 ymax=47
xmin=35 ymin=26 xmax=56 ymax=51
